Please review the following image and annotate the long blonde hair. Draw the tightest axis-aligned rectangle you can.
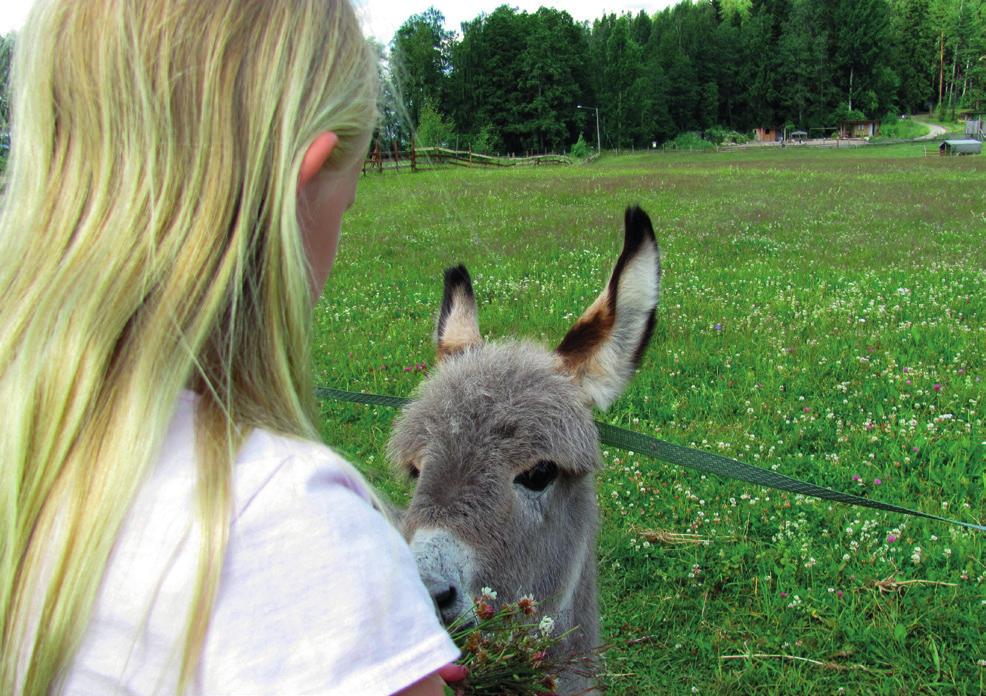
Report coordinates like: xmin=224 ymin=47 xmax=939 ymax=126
xmin=0 ymin=1 xmax=378 ymax=692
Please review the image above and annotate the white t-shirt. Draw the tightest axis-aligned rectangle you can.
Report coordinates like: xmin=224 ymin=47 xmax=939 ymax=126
xmin=60 ymin=391 xmax=459 ymax=695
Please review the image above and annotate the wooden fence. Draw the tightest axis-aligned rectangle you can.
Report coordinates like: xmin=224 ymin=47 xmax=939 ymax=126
xmin=363 ymin=141 xmax=572 ymax=173
xmin=714 ymin=138 xmax=870 ymax=153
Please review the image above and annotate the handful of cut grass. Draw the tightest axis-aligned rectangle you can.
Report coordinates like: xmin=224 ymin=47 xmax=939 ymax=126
xmin=443 ymin=588 xmax=599 ymax=696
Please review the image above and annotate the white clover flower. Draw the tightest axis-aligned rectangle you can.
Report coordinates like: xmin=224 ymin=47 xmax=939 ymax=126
xmin=480 ymin=587 xmax=497 ymax=601
xmin=539 ymin=616 xmax=555 ymax=636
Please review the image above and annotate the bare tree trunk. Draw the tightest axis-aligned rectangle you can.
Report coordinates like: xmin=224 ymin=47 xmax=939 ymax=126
xmin=947 ymin=0 xmax=963 ymax=110
xmin=948 ymin=58 xmax=957 ymax=109
xmin=849 ymin=67 xmax=854 ymax=112
xmin=939 ymin=30 xmax=945 ymax=108
xmin=617 ymin=91 xmax=623 ymax=152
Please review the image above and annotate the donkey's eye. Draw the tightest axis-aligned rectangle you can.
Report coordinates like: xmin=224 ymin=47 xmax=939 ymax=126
xmin=408 ymin=465 xmax=420 ymax=480
xmin=514 ymin=460 xmax=558 ymax=492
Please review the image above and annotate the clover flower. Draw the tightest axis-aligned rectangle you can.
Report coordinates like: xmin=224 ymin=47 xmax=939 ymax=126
xmin=447 ymin=592 xmax=594 ymax=695
xmin=475 ymin=601 xmax=495 ymax=620
xmin=518 ymin=594 xmax=538 ymax=616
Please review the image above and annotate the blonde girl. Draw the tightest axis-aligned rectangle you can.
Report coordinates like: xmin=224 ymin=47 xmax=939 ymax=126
xmin=0 ymin=1 xmax=459 ymax=693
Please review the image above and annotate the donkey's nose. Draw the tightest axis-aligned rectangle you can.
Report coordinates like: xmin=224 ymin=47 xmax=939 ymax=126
xmin=421 ymin=574 xmax=465 ymax=625
xmin=433 ymin=584 xmax=457 ymax=611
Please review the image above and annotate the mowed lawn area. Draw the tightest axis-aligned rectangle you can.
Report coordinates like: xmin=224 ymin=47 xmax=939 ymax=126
xmin=314 ymin=144 xmax=985 ymax=694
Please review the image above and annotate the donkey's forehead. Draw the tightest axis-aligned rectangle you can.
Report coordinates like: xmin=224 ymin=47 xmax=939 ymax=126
xmin=420 ymin=341 xmax=578 ymax=412
xmin=395 ymin=341 xmax=601 ymax=471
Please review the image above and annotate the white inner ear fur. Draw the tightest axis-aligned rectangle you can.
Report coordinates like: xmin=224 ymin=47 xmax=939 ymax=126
xmin=580 ymin=240 xmax=660 ymax=410
xmin=438 ymin=287 xmax=482 ymax=355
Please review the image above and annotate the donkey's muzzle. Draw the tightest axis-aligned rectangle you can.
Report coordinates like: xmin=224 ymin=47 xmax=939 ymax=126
xmin=410 ymin=527 xmax=476 ymax=626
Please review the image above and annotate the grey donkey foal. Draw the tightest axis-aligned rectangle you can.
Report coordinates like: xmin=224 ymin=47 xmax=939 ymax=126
xmin=388 ymin=206 xmax=661 ymax=693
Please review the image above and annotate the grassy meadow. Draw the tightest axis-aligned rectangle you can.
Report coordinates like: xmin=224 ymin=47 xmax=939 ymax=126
xmin=314 ymin=143 xmax=985 ymax=694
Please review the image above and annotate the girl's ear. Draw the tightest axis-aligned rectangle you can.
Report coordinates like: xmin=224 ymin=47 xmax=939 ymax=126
xmin=435 ymin=265 xmax=483 ymax=362
xmin=555 ymin=206 xmax=661 ymax=410
xmin=298 ymin=132 xmax=340 ymax=191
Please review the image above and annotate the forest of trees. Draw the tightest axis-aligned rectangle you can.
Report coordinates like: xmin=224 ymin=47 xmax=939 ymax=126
xmin=386 ymin=0 xmax=986 ymax=154
xmin=0 ymin=33 xmax=14 ymax=133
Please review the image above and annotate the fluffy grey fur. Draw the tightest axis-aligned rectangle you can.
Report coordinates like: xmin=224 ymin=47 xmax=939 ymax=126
xmin=387 ymin=206 xmax=660 ymax=694
xmin=389 ymin=342 xmax=602 ymax=691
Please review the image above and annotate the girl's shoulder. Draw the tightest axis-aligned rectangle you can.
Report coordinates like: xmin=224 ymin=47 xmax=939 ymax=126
xmin=235 ymin=423 xmax=376 ymax=514
xmin=65 ymin=391 xmax=457 ymax=695
xmin=197 ymin=406 xmax=460 ymax=694
xmin=165 ymin=390 xmax=376 ymax=515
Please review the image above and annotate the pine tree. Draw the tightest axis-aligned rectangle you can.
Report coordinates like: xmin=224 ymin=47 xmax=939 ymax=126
xmin=390 ymin=8 xmax=454 ymax=129
xmin=601 ymin=15 xmax=644 ymax=149
xmin=832 ymin=0 xmax=896 ymax=116
xmin=741 ymin=3 xmax=781 ymax=128
xmin=890 ymin=0 xmax=936 ymax=113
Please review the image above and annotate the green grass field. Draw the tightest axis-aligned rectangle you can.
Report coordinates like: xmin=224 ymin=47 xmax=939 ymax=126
xmin=314 ymin=143 xmax=985 ymax=694
xmin=874 ymin=118 xmax=931 ymax=141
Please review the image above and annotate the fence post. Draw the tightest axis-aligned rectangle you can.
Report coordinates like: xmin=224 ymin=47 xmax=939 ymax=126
xmin=392 ymin=141 xmax=400 ymax=171
xmin=411 ymin=139 xmax=416 ymax=172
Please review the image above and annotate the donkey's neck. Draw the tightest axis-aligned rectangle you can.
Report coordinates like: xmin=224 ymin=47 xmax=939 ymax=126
xmin=553 ymin=531 xmax=600 ymax=694
xmin=556 ymin=532 xmax=591 ymax=619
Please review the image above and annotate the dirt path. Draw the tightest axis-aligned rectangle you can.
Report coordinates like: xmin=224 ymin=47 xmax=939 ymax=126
xmin=916 ymin=122 xmax=947 ymax=141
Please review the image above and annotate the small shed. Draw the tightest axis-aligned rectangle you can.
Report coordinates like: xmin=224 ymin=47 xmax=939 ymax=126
xmin=840 ymin=120 xmax=880 ymax=138
xmin=790 ymin=130 xmax=808 ymax=143
xmin=939 ymin=139 xmax=982 ymax=156
xmin=754 ymin=127 xmax=781 ymax=143
xmin=965 ymin=118 xmax=984 ymax=140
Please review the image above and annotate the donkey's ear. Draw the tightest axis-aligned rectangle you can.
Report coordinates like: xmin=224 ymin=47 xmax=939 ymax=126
xmin=435 ymin=265 xmax=483 ymax=361
xmin=555 ymin=206 xmax=661 ymax=409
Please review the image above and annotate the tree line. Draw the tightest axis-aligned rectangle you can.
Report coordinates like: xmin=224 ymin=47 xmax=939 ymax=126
xmin=386 ymin=0 xmax=986 ymax=154
xmin=0 ymin=33 xmax=13 ymax=134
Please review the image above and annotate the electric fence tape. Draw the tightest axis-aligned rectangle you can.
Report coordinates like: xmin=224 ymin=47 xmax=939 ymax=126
xmin=317 ymin=387 xmax=986 ymax=533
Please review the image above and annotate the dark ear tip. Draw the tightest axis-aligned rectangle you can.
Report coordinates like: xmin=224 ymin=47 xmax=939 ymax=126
xmin=437 ymin=264 xmax=476 ymax=340
xmin=443 ymin=264 xmax=474 ymax=295
xmin=623 ymin=205 xmax=655 ymax=249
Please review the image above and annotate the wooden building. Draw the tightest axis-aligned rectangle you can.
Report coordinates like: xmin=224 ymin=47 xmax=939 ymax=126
xmin=754 ymin=127 xmax=781 ymax=142
xmin=839 ymin=120 xmax=880 ymax=138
